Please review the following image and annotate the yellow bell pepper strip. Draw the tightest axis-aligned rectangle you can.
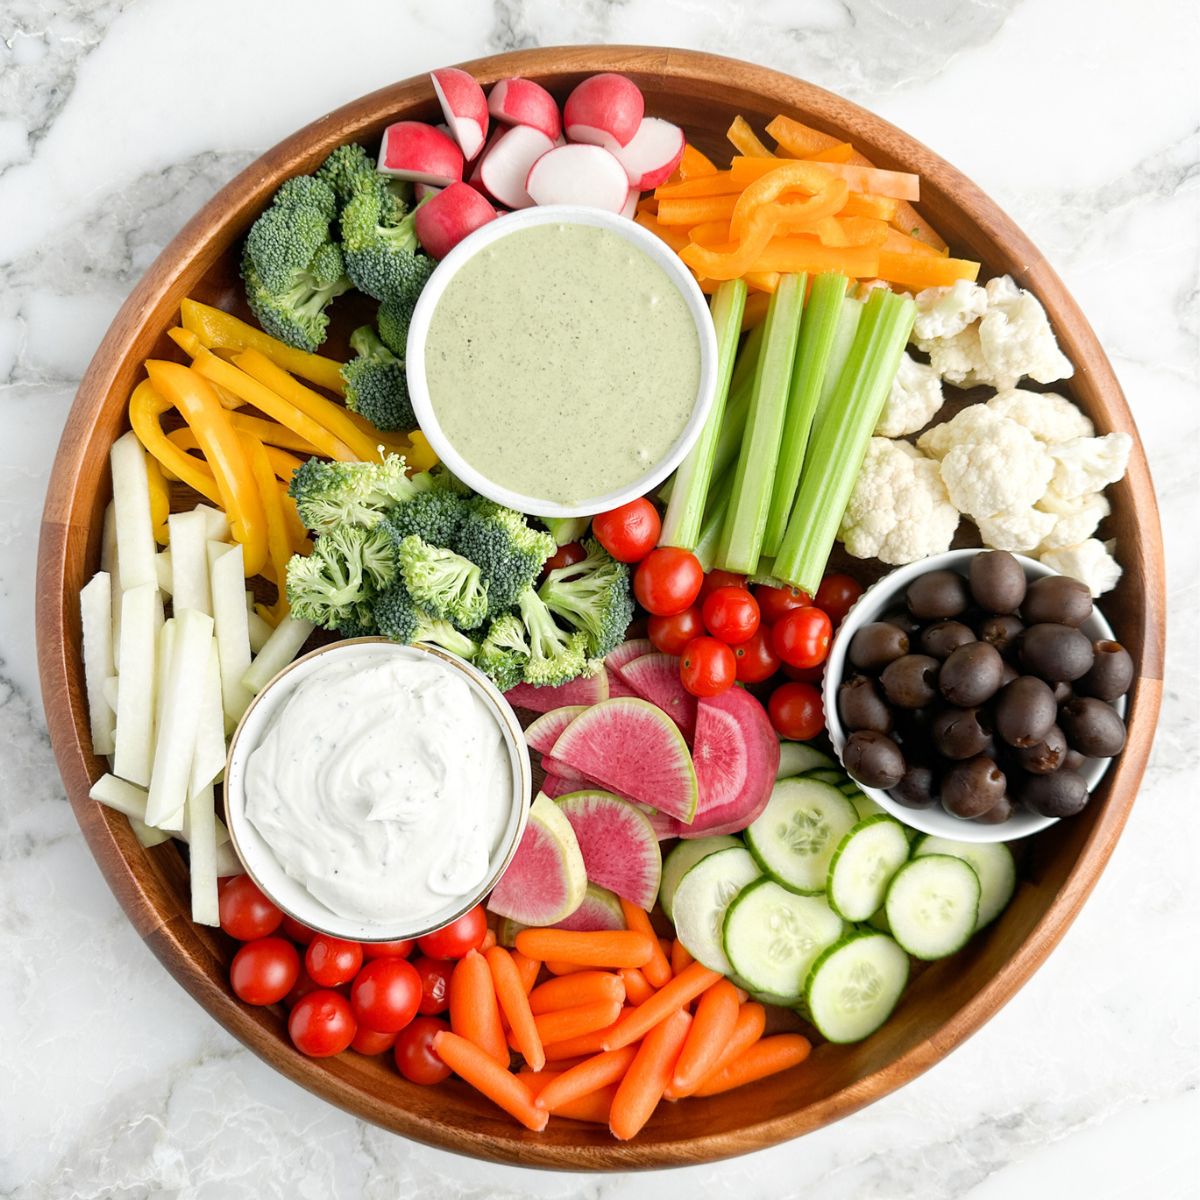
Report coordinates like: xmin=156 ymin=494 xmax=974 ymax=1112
xmin=729 ymin=164 xmax=846 ymax=239
xmin=882 ymin=227 xmax=943 ymax=256
xmin=232 ymin=348 xmax=383 ymax=461
xmin=241 ymin=433 xmax=293 ymax=619
xmin=841 ymin=192 xmax=898 ymax=222
xmin=129 ymin=380 xmax=224 ymax=507
xmin=676 ymin=144 xmax=717 ymax=181
xmin=168 ymin=427 xmax=304 ymax=486
xmin=765 ymin=115 xmax=839 ymax=158
xmin=406 ymin=429 xmax=439 ymax=473
xmin=634 ymin=210 xmax=691 ymax=254
xmin=338 ymin=409 xmax=412 ymax=458
xmin=749 ymin=237 xmax=880 ymax=278
xmin=726 ymin=116 xmax=775 ymax=159
xmin=180 ymin=299 xmax=347 ymax=396
xmin=190 ymin=348 xmax=358 ymax=462
xmin=653 ymin=171 xmax=740 ymax=202
xmin=144 ymin=360 xmax=269 ymax=577
xmin=168 ymin=328 xmax=246 ymax=410
xmin=805 ymin=142 xmax=855 ymax=164
xmin=875 ymin=250 xmax=980 ymax=289
xmin=740 ymin=291 xmax=773 ymax=330
xmin=145 ymin=454 xmax=170 ymax=545
xmin=743 ymin=271 xmax=781 ymax=294
xmin=227 ymin=412 xmax=320 ymax=455
xmin=656 ymin=194 xmax=740 ymax=227
xmin=278 ymin=483 xmax=308 ymax=549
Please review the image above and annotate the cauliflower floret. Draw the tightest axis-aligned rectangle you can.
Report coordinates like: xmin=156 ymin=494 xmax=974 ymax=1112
xmin=986 ymin=388 xmax=1094 ymax=445
xmin=875 ymin=353 xmax=945 ymax=437
xmin=916 ymin=404 xmax=1006 ymax=461
xmin=975 ymin=508 xmax=1058 ymax=553
xmin=839 ymin=438 xmax=959 ymax=565
xmin=974 ymin=276 xmax=1074 ymax=389
xmin=1047 ymin=432 xmax=1132 ymax=499
xmin=924 ymin=323 xmax=989 ymax=388
xmin=1035 ymin=488 xmax=1111 ymax=551
xmin=912 ymin=280 xmax=987 ymax=342
xmin=1039 ymin=539 xmax=1122 ymax=596
xmin=939 ymin=421 xmax=1055 ymax=520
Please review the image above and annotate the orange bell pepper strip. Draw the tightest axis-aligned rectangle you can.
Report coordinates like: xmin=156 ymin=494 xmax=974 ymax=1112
xmin=749 ymin=236 xmax=880 ymax=278
xmin=805 ymin=216 xmax=889 ymax=248
xmin=634 ymin=210 xmax=691 ymax=254
xmin=656 ymin=194 xmax=739 ymax=227
xmin=129 ymin=380 xmax=223 ymax=507
xmin=840 ymin=192 xmax=898 ymax=221
xmin=144 ymin=360 xmax=268 ymax=576
xmin=806 ymin=141 xmax=855 ymax=164
xmin=876 ymin=250 xmax=980 ymax=289
xmin=729 ymin=163 xmax=847 ymax=239
xmin=726 ymin=115 xmax=774 ymax=159
xmin=882 ymin=226 xmax=943 ymax=256
xmin=765 ymin=114 xmax=840 ymax=158
xmin=740 ymin=291 xmax=773 ymax=330
xmin=654 ymin=171 xmax=740 ymax=201
xmin=241 ymin=433 xmax=293 ymax=617
xmin=675 ymin=143 xmax=717 ymax=181
xmin=743 ymin=271 xmax=780 ymax=294
xmin=687 ymin=219 xmax=733 ymax=248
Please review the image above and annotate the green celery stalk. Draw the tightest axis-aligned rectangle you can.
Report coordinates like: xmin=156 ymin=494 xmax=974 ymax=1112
xmin=715 ymin=274 xmax=806 ymax=574
xmin=814 ymin=296 xmax=864 ymax=426
xmin=659 ymin=280 xmax=747 ymax=549
xmin=760 ymin=273 xmax=849 ymax=557
xmin=774 ymin=288 xmax=916 ymax=594
xmin=728 ymin=320 xmax=766 ymax=398
xmin=692 ymin=469 xmax=733 ymax=573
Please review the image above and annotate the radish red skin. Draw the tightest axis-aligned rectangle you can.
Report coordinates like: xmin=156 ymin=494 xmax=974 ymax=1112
xmin=611 ymin=118 xmax=686 ymax=190
xmin=564 ymin=73 xmax=645 ymax=151
xmin=413 ymin=182 xmax=497 ymax=260
xmin=377 ymin=121 xmax=464 ymax=186
xmin=430 ymin=67 xmax=490 ymax=161
xmin=488 ymin=77 xmax=562 ymax=140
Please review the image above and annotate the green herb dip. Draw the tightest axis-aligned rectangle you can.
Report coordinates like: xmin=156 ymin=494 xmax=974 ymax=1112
xmin=423 ymin=222 xmax=702 ymax=505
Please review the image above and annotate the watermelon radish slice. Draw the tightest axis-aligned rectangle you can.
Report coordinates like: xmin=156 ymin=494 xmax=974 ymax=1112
xmin=605 ymin=638 xmax=654 ymax=698
xmin=634 ymin=803 xmax=680 ymax=841
xmin=506 ymin=669 xmax=610 ymax=713
xmin=618 ymin=653 xmax=697 ymax=742
xmin=556 ymin=789 xmax=662 ymax=909
xmin=551 ymin=698 xmax=698 ymax=823
xmin=526 ymin=708 xmax=589 ymax=781
xmin=539 ymin=772 xmax=577 ymax=799
xmin=555 ymin=882 xmax=626 ymax=931
xmin=540 ymin=752 xmax=586 ymax=782
xmin=487 ymin=793 xmax=587 ymax=924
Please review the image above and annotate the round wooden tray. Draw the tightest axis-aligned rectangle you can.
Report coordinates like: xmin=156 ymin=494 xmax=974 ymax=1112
xmin=36 ymin=46 xmax=1165 ymax=1169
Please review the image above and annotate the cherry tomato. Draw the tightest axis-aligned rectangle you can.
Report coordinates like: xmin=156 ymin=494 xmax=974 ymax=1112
xmin=768 ymin=682 xmax=826 ymax=740
xmin=814 ymin=573 xmax=864 ymax=627
xmin=771 ymin=606 xmax=833 ymax=669
xmin=229 ymin=936 xmax=300 ymax=1006
xmin=394 ymin=1016 xmax=453 ymax=1085
xmin=283 ymin=970 xmax=325 ymax=1009
xmin=634 ymin=548 xmax=704 ymax=616
xmin=306 ymin=936 xmax=363 ymax=987
xmin=362 ymin=939 xmax=415 ymax=960
xmin=679 ymin=636 xmax=736 ymax=697
xmin=350 ymin=957 xmax=422 ymax=1033
xmin=701 ymin=586 xmax=760 ymax=645
xmin=754 ymin=582 xmax=812 ymax=624
xmin=592 ymin=499 xmax=660 ymax=563
xmin=412 ymin=956 xmax=454 ymax=1015
xmin=699 ymin=569 xmax=745 ymax=600
xmin=647 ymin=606 xmax=703 ymax=657
xmin=218 ymin=876 xmax=283 ymax=941
xmin=784 ymin=662 xmax=825 ymax=684
xmin=541 ymin=541 xmax=586 ymax=577
xmin=279 ymin=915 xmax=316 ymax=945
xmin=288 ymin=990 xmax=356 ymax=1057
xmin=350 ymin=1026 xmax=397 ymax=1056
xmin=416 ymin=904 xmax=487 ymax=960
xmin=733 ymin=626 xmax=781 ymax=683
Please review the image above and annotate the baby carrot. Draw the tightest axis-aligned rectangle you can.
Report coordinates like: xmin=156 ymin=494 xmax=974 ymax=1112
xmin=449 ymin=950 xmax=508 ymax=1066
xmin=485 ymin=946 xmax=544 ymax=1072
xmin=690 ymin=1033 xmax=812 ymax=1097
xmin=529 ymin=971 xmax=625 ymax=1014
xmin=541 ymin=1008 xmax=633 ymax=1061
xmin=510 ymin=950 xmax=541 ymax=994
xmin=432 ymin=1031 xmax=548 ymax=1132
xmin=543 ymin=960 xmax=593 ymax=977
xmin=670 ymin=939 xmax=694 ymax=976
xmin=553 ymin=1083 xmax=619 ymax=1124
xmin=516 ymin=1067 xmax=560 ymax=1095
xmin=602 ymin=962 xmax=721 ymax=1051
xmin=534 ymin=999 xmax=623 ymax=1047
xmin=691 ymin=1001 xmax=768 ymax=1093
xmin=666 ymin=980 xmax=741 ymax=1098
xmin=528 ymin=1054 xmax=588 ymax=1072
xmin=618 ymin=900 xmax=672 ymax=988
xmin=609 ymin=1009 xmax=692 ymax=1141
xmin=535 ymin=1045 xmax=639 ymax=1112
xmin=515 ymin=929 xmax=655 ymax=970
xmin=480 ymin=928 xmax=497 ymax=953
xmin=618 ymin=967 xmax=655 ymax=1006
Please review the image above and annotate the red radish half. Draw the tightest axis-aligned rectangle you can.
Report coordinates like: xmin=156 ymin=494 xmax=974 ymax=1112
xmin=479 ymin=124 xmax=555 ymax=209
xmin=413 ymin=182 xmax=496 ymax=260
xmin=413 ymin=182 xmax=443 ymax=203
xmin=525 ymin=144 xmax=630 ymax=213
xmin=563 ymin=73 xmax=644 ymax=151
xmin=377 ymin=121 xmax=464 ymax=186
xmin=618 ymin=188 xmax=639 ymax=219
xmin=611 ymin=118 xmax=686 ymax=190
xmin=430 ymin=67 xmax=489 ymax=161
xmin=488 ymin=77 xmax=562 ymax=141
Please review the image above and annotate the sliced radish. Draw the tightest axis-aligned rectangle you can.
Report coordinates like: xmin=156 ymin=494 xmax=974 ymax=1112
xmin=525 ymin=144 xmax=630 ymax=213
xmin=467 ymin=129 xmax=501 ymax=199
xmin=413 ymin=182 xmax=497 ymax=259
xmin=488 ymin=77 xmax=562 ymax=141
xmin=563 ymin=73 xmax=644 ymax=151
xmin=377 ymin=121 xmax=464 ymax=186
xmin=611 ymin=118 xmax=686 ymax=190
xmin=618 ymin=188 xmax=639 ymax=219
xmin=479 ymin=124 xmax=554 ymax=209
xmin=414 ymin=182 xmax=443 ymax=203
xmin=430 ymin=67 xmax=489 ymax=161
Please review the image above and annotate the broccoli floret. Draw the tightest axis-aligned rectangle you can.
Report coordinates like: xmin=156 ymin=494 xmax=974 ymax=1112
xmin=340 ymin=326 xmax=415 ymax=432
xmin=316 ymin=143 xmax=378 ymax=207
xmin=340 ymin=173 xmax=435 ymax=303
xmin=373 ymin=582 xmax=478 ymax=659
xmin=288 ymin=454 xmax=431 ymax=534
xmin=285 ymin=524 xmax=396 ymax=631
xmin=377 ymin=290 xmax=421 ymax=356
xmin=475 ymin=614 xmax=531 ymax=692
xmin=457 ymin=500 xmax=556 ymax=616
xmin=538 ymin=538 xmax=634 ymax=659
xmin=395 ymin=535 xmax=489 ymax=630
xmin=379 ymin=486 xmax=471 ymax=548
xmin=516 ymin=588 xmax=592 ymax=687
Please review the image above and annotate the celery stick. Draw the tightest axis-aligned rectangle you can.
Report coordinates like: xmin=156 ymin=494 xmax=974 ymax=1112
xmin=761 ymin=273 xmax=848 ymax=556
xmin=660 ymin=280 xmax=747 ymax=549
xmin=693 ymin=470 xmax=733 ymax=573
xmin=728 ymin=321 xmax=766 ymax=398
xmin=715 ymin=274 xmax=806 ymax=574
xmin=774 ymin=289 xmax=916 ymax=594
xmin=815 ymin=296 xmax=865 ymax=425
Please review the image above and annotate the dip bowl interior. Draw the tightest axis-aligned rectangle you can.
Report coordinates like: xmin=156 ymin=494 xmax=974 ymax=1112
xmin=223 ymin=638 xmax=532 ymax=941
xmin=405 ymin=204 xmax=719 ymax=519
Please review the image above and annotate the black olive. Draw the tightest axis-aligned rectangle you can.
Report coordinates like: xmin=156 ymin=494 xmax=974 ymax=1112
xmin=969 ymin=550 xmax=1027 ymax=614
xmin=892 ymin=764 xmax=937 ymax=808
xmin=848 ymin=622 xmax=911 ymax=672
xmin=942 ymin=755 xmax=1008 ymax=818
xmin=939 ymin=641 xmax=1005 ymax=707
xmin=843 ymin=731 xmax=906 ymax=789
xmin=1015 ymin=725 xmax=1068 ymax=774
xmin=999 ymin=661 xmax=1019 ymax=688
xmin=994 ymin=676 xmax=1058 ymax=747
xmin=973 ymin=794 xmax=1014 ymax=824
xmin=920 ymin=620 xmax=976 ymax=660
xmin=906 ymin=570 xmax=969 ymax=620
xmin=1051 ymin=680 xmax=1074 ymax=705
xmin=978 ymin=614 xmax=1025 ymax=660
xmin=1020 ymin=623 xmax=1095 ymax=682
xmin=1077 ymin=640 xmax=1134 ymax=701
xmin=1021 ymin=770 xmax=1089 ymax=818
xmin=1022 ymin=574 xmax=1093 ymax=627
xmin=931 ymin=707 xmax=992 ymax=760
xmin=882 ymin=610 xmax=924 ymax=638
xmin=838 ymin=675 xmax=893 ymax=734
xmin=880 ymin=654 xmax=941 ymax=708
xmin=1059 ymin=697 xmax=1127 ymax=758
xmin=1063 ymin=748 xmax=1086 ymax=772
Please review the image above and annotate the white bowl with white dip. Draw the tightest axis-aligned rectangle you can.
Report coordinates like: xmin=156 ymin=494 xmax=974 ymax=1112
xmin=223 ymin=639 xmax=531 ymax=942
xmin=406 ymin=205 xmax=719 ymax=519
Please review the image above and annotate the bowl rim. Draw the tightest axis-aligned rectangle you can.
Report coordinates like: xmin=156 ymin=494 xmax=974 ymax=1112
xmin=34 ymin=46 xmax=1166 ymax=1170
xmin=405 ymin=203 xmax=719 ymax=518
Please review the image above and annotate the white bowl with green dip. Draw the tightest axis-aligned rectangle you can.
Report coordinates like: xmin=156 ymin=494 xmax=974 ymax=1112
xmin=406 ymin=205 xmax=718 ymax=518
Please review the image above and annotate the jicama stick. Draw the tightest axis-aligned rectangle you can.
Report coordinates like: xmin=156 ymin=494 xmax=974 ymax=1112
xmin=109 ymin=431 xmax=158 ymax=591
xmin=450 ymin=950 xmax=508 ymax=1065
xmin=617 ymin=900 xmax=672 ymax=988
xmin=690 ymin=1033 xmax=812 ymax=1097
xmin=486 ymin=946 xmax=544 ymax=1072
xmin=602 ymin=962 xmax=722 ymax=1051
xmin=432 ymin=1031 xmax=548 ymax=1132
xmin=514 ymin=929 xmax=655 ymax=970
xmin=155 ymin=551 xmax=173 ymax=596
xmin=666 ymin=979 xmax=741 ymax=1098
xmin=609 ymin=1008 xmax=692 ymax=1140
xmin=167 ymin=509 xmax=212 ymax=615
xmin=535 ymin=1045 xmax=638 ymax=1112
xmin=210 ymin=544 xmax=255 ymax=725
xmin=188 ymin=642 xmax=226 ymax=801
xmin=528 ymin=971 xmax=626 ymax=1014
xmin=112 ymin=583 xmax=161 ymax=787
xmin=185 ymin=780 xmax=220 ymax=926
xmin=89 ymin=773 xmax=150 ymax=820
xmin=80 ymin=572 xmax=116 ymax=756
xmin=246 ymin=608 xmax=273 ymax=654
xmin=241 ymin=615 xmax=315 ymax=695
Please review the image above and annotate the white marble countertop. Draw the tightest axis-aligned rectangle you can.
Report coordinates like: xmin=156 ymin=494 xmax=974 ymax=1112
xmin=2 ymin=1 xmax=1197 ymax=1196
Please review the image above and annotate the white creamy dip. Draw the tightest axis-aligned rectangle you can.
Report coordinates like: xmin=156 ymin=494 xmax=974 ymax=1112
xmin=243 ymin=652 xmax=512 ymax=925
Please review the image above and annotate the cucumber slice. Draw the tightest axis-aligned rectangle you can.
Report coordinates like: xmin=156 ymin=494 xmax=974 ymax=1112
xmin=804 ymin=931 xmax=909 ymax=1043
xmin=658 ymin=835 xmax=742 ymax=922
xmin=885 ymin=855 xmax=980 ymax=960
xmin=672 ymin=846 xmax=762 ymax=974
xmin=745 ymin=777 xmax=859 ymax=895
xmin=776 ymin=742 xmax=834 ymax=778
xmin=912 ymin=837 xmax=1016 ymax=930
xmin=723 ymin=877 xmax=844 ymax=1001
xmin=827 ymin=815 xmax=911 ymax=922
xmin=845 ymin=786 xmax=919 ymax=841
xmin=804 ymin=768 xmax=846 ymax=786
